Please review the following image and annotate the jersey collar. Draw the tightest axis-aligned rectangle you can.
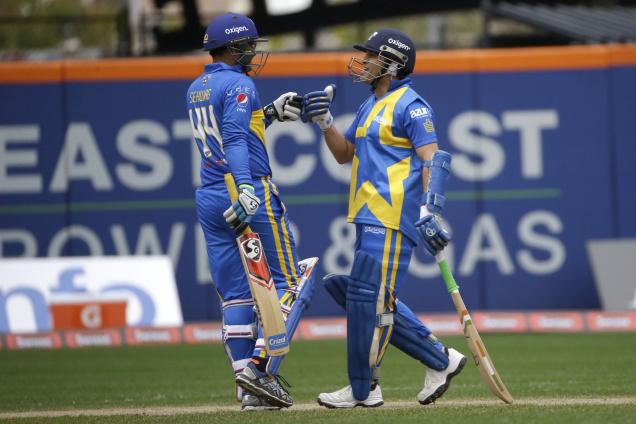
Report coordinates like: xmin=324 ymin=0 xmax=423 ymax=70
xmin=388 ymin=77 xmax=412 ymax=91
xmin=205 ymin=62 xmax=244 ymax=73
xmin=373 ymin=77 xmax=412 ymax=100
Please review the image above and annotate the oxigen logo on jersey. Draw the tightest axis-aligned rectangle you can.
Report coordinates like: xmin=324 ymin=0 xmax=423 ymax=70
xmin=225 ymin=25 xmax=249 ymax=35
xmin=388 ymin=38 xmax=410 ymax=51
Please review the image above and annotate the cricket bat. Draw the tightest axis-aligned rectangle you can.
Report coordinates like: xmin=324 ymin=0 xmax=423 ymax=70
xmin=237 ymin=231 xmax=289 ymax=356
xmin=436 ymin=253 xmax=514 ymax=404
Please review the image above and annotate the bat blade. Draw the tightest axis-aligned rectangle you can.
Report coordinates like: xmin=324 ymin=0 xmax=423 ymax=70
xmin=237 ymin=232 xmax=289 ymax=356
xmin=437 ymin=257 xmax=513 ymax=404
xmin=453 ymin=293 xmax=514 ymax=404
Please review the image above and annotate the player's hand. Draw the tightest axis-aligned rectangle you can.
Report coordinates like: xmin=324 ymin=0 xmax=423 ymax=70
xmin=416 ymin=213 xmax=451 ymax=256
xmin=264 ymin=92 xmax=304 ymax=123
xmin=303 ymin=84 xmax=336 ymax=131
xmin=223 ymin=184 xmax=261 ymax=233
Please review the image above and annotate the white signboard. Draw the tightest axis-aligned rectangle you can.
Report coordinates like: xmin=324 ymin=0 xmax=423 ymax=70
xmin=0 ymin=256 xmax=183 ymax=333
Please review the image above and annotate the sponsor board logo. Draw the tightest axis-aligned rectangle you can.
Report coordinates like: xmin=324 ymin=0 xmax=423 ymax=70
xmin=183 ymin=324 xmax=223 ymax=343
xmin=7 ymin=334 xmax=62 ymax=350
xmin=0 ymin=257 xmax=182 ymax=333
xmin=388 ymin=38 xmax=410 ymax=51
xmin=586 ymin=312 xmax=636 ymax=331
xmin=125 ymin=328 xmax=181 ymax=345
xmin=66 ymin=330 xmax=121 ymax=348
xmin=225 ymin=26 xmax=249 ymax=35
xmin=268 ymin=333 xmax=289 ymax=349
xmin=529 ymin=313 xmax=583 ymax=332
xmin=419 ymin=314 xmax=463 ymax=335
xmin=475 ymin=312 xmax=528 ymax=332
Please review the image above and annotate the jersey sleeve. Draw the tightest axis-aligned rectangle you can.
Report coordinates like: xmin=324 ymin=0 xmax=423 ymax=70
xmin=403 ymin=100 xmax=438 ymax=149
xmin=344 ymin=101 xmax=367 ymax=144
xmin=221 ymin=77 xmax=256 ymax=187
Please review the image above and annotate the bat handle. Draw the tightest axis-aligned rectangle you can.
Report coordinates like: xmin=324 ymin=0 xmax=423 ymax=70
xmin=436 ymin=252 xmax=459 ymax=293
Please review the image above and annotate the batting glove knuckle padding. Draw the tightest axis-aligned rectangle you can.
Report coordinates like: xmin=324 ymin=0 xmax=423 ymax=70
xmin=303 ymin=84 xmax=336 ymax=130
xmin=224 ymin=185 xmax=261 ymax=232
xmin=266 ymin=92 xmax=303 ymax=122
xmin=416 ymin=214 xmax=451 ymax=256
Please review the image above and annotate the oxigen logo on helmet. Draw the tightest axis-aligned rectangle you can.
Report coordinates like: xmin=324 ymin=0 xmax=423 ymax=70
xmin=388 ymin=38 xmax=410 ymax=51
xmin=225 ymin=25 xmax=249 ymax=35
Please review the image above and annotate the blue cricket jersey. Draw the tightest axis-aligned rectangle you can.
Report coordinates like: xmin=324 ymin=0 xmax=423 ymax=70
xmin=186 ymin=62 xmax=271 ymax=188
xmin=344 ymin=77 xmax=439 ymax=244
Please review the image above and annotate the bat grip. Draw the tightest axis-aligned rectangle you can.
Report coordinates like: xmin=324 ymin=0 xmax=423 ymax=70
xmin=436 ymin=253 xmax=459 ymax=293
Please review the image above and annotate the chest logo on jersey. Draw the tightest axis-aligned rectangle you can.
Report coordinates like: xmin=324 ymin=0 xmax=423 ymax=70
xmin=373 ymin=114 xmax=387 ymax=125
xmin=236 ymin=92 xmax=249 ymax=112
xmin=236 ymin=93 xmax=248 ymax=105
xmin=409 ymin=107 xmax=430 ymax=119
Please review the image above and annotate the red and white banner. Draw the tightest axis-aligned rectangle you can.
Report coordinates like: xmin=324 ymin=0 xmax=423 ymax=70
xmin=64 ymin=330 xmax=123 ymax=348
xmin=528 ymin=312 xmax=585 ymax=332
xmin=1 ymin=310 xmax=634 ymax=350
xmin=183 ymin=323 xmax=223 ymax=343
xmin=124 ymin=327 xmax=181 ymax=345
xmin=6 ymin=332 xmax=63 ymax=350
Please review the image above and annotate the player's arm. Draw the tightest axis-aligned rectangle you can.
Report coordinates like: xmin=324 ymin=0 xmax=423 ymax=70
xmin=416 ymin=142 xmax=438 ymax=193
xmin=220 ymin=83 xmax=261 ymax=233
xmin=322 ymin=125 xmax=354 ymax=164
xmin=303 ymin=84 xmax=354 ymax=164
xmin=405 ymin=101 xmax=452 ymax=256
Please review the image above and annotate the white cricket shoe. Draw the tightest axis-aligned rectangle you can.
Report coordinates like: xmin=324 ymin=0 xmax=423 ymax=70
xmin=417 ymin=347 xmax=467 ymax=405
xmin=317 ymin=384 xmax=384 ymax=409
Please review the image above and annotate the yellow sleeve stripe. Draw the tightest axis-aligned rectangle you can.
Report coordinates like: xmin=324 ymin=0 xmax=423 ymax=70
xmin=251 ymin=109 xmax=266 ymax=146
xmin=261 ymin=177 xmax=294 ymax=288
xmin=224 ymin=173 xmax=239 ymax=202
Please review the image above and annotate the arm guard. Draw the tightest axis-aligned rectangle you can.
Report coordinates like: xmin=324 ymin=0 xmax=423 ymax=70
xmin=423 ymin=150 xmax=452 ymax=214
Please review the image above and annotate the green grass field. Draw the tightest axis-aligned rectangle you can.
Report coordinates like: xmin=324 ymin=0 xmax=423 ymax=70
xmin=1 ymin=333 xmax=635 ymax=423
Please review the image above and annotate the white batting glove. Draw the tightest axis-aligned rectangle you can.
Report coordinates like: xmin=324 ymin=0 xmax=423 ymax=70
xmin=264 ymin=92 xmax=304 ymax=123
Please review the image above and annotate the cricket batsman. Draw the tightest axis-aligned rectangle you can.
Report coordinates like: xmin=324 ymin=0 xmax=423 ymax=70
xmin=302 ymin=29 xmax=467 ymax=408
xmin=186 ymin=13 xmax=315 ymax=410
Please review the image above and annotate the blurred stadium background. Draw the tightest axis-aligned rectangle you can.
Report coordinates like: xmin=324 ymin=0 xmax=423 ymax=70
xmin=0 ymin=0 xmax=635 ymax=420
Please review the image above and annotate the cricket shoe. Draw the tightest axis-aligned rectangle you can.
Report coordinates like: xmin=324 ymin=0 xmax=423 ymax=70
xmin=241 ymin=392 xmax=281 ymax=411
xmin=317 ymin=385 xmax=384 ymax=409
xmin=235 ymin=362 xmax=293 ymax=408
xmin=417 ymin=347 xmax=467 ymax=405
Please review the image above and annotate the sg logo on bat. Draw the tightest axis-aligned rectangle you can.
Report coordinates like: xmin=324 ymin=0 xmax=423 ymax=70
xmin=241 ymin=238 xmax=262 ymax=261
